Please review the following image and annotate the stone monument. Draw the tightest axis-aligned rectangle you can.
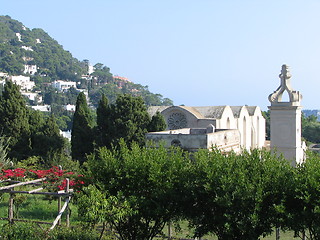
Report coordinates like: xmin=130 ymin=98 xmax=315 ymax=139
xmin=268 ymin=64 xmax=304 ymax=165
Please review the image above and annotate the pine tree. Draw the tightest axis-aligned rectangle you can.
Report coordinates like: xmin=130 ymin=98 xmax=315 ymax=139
xmin=148 ymin=111 xmax=167 ymax=132
xmin=71 ymin=92 xmax=94 ymax=163
xmin=0 ymin=80 xmax=31 ymax=159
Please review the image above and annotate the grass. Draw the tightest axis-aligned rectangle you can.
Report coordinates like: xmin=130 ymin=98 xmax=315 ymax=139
xmin=162 ymin=221 xmax=300 ymax=240
xmin=0 ymin=192 xmax=80 ymax=224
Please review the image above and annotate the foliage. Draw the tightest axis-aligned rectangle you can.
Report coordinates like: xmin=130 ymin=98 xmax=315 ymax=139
xmin=43 ymin=86 xmax=79 ymax=106
xmin=186 ymin=148 xmax=294 ymax=240
xmin=95 ymin=94 xmax=110 ymax=148
xmin=285 ymin=152 xmax=320 ymax=240
xmin=0 ymin=81 xmax=66 ymax=162
xmin=29 ymin=112 xmax=66 ymax=163
xmin=49 ymin=226 xmax=104 ymax=240
xmin=0 ymin=223 xmax=104 ymax=240
xmin=77 ymin=184 xmax=134 ymax=231
xmin=83 ymin=142 xmax=191 ymax=240
xmin=0 ymin=80 xmax=31 ymax=160
xmin=302 ymin=114 xmax=320 ymax=143
xmin=89 ymin=82 xmax=173 ymax=108
xmin=0 ymin=16 xmax=85 ymax=79
xmin=148 ymin=111 xmax=167 ymax=132
xmin=71 ymin=92 xmax=94 ymax=163
xmin=0 ymin=136 xmax=11 ymax=169
xmin=0 ymin=222 xmax=47 ymax=240
xmin=0 ymin=166 xmax=85 ymax=191
xmin=101 ymin=94 xmax=151 ymax=149
xmin=91 ymin=63 xmax=113 ymax=85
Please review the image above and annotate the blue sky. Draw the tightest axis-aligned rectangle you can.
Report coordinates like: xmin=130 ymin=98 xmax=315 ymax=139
xmin=1 ymin=0 xmax=320 ymax=110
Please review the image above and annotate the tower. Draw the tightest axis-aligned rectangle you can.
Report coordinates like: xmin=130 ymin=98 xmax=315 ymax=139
xmin=268 ymin=64 xmax=304 ymax=165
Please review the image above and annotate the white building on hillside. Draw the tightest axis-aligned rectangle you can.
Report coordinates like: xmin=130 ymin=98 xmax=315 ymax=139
xmin=23 ymin=65 xmax=37 ymax=75
xmin=52 ymin=80 xmax=77 ymax=92
xmin=9 ymin=75 xmax=35 ymax=91
xmin=31 ymin=105 xmax=51 ymax=112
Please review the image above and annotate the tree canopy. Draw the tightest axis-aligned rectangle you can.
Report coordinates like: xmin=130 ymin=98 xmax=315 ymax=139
xmin=82 ymin=141 xmax=191 ymax=240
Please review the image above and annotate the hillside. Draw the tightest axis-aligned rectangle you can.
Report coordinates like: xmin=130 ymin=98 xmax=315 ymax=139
xmin=0 ymin=15 xmax=173 ymax=106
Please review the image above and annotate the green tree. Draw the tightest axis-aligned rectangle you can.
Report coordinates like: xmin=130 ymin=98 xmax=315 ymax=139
xmin=0 ymin=80 xmax=31 ymax=160
xmin=286 ymin=152 xmax=320 ymax=240
xmin=107 ymin=94 xmax=151 ymax=148
xmin=71 ymin=92 xmax=94 ymax=163
xmin=29 ymin=113 xmax=66 ymax=164
xmin=148 ymin=111 xmax=166 ymax=132
xmin=95 ymin=94 xmax=111 ymax=147
xmin=186 ymin=148 xmax=294 ymax=240
xmin=302 ymin=114 xmax=320 ymax=143
xmin=83 ymin=142 xmax=190 ymax=240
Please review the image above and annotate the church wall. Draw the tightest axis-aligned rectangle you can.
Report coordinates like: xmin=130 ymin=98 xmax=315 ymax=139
xmin=215 ymin=106 xmax=236 ymax=129
xmin=161 ymin=107 xmax=200 ymax=130
xmin=236 ymin=107 xmax=251 ymax=150
xmin=146 ymin=128 xmax=241 ymax=152
xmin=207 ymin=129 xmax=241 ymax=152
xmin=148 ymin=104 xmax=266 ymax=151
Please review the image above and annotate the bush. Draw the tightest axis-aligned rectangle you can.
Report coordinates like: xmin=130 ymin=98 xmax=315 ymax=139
xmin=0 ymin=223 xmax=46 ymax=240
xmin=0 ymin=223 xmax=110 ymax=240
xmin=49 ymin=226 xmax=103 ymax=240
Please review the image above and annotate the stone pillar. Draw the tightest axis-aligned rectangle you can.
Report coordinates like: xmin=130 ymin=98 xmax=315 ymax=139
xmin=268 ymin=64 xmax=304 ymax=166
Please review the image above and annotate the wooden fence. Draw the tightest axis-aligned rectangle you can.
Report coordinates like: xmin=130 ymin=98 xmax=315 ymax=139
xmin=0 ymin=177 xmax=73 ymax=232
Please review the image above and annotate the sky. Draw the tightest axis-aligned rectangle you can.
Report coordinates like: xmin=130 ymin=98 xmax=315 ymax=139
xmin=1 ymin=0 xmax=320 ymax=110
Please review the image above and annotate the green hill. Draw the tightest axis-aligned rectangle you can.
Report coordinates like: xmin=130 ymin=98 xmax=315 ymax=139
xmin=0 ymin=15 xmax=173 ymax=106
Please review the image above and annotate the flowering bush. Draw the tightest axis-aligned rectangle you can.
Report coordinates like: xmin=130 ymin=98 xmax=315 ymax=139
xmin=0 ymin=166 xmax=85 ymax=191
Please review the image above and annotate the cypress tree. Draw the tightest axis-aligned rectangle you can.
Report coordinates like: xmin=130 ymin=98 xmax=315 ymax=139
xmin=96 ymin=94 xmax=111 ymax=148
xmin=71 ymin=92 xmax=94 ymax=163
xmin=0 ymin=80 xmax=31 ymax=159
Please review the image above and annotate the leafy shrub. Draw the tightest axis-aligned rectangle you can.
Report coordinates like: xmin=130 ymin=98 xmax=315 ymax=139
xmin=0 ymin=223 xmax=46 ymax=240
xmin=49 ymin=226 xmax=103 ymax=240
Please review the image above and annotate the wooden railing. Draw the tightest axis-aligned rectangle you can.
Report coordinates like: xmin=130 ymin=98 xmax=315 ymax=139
xmin=0 ymin=177 xmax=73 ymax=231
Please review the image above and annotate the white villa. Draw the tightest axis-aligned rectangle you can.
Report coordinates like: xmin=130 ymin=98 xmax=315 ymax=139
xmin=23 ymin=65 xmax=37 ymax=75
xmin=51 ymin=80 xmax=77 ymax=92
xmin=9 ymin=75 xmax=35 ymax=91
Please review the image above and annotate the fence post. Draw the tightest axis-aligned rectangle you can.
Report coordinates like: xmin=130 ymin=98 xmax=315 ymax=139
xmin=8 ymin=188 xmax=14 ymax=224
xmin=168 ymin=222 xmax=171 ymax=239
xmin=58 ymin=165 xmax=62 ymax=226
xmin=276 ymin=227 xmax=280 ymax=240
xmin=65 ymin=178 xmax=70 ymax=227
xmin=58 ymin=196 xmax=61 ymax=225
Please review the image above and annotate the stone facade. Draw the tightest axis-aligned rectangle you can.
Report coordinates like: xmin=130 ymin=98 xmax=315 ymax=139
xmin=147 ymin=105 xmax=265 ymax=151
xmin=146 ymin=127 xmax=241 ymax=152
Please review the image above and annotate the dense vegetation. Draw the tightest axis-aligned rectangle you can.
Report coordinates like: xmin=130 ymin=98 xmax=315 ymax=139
xmin=0 ymin=80 xmax=65 ymax=162
xmin=75 ymin=145 xmax=320 ymax=240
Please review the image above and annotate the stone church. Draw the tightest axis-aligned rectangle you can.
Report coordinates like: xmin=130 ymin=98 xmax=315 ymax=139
xmin=147 ymin=64 xmax=305 ymax=166
xmin=147 ymin=105 xmax=266 ymax=152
